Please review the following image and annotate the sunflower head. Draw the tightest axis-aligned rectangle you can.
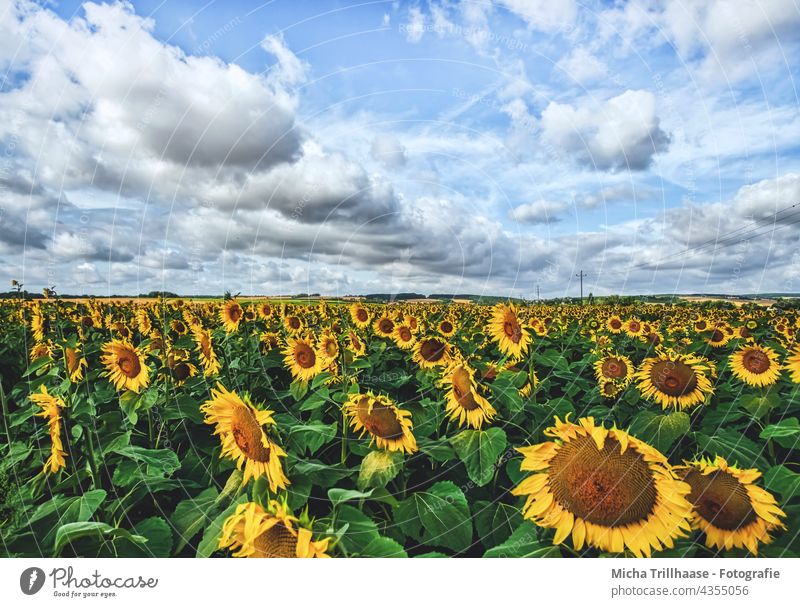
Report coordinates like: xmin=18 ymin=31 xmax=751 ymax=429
xmin=373 ymin=315 xmax=395 ymax=337
xmin=412 ymin=336 xmax=452 ymax=369
xmin=512 ymin=416 xmax=692 ymax=556
xmin=635 ymin=349 xmax=713 ymax=410
xmin=30 ymin=386 xmax=67 ymax=474
xmin=344 ymin=392 xmax=417 ymax=454
xmin=594 ymin=353 xmax=633 ymax=385
xmin=439 ymin=359 xmax=496 ymax=429
xmin=282 ymin=336 xmax=321 ymax=382
xmin=488 ymin=303 xmax=531 ymax=359
xmin=392 ymin=324 xmax=416 ymax=350
xmin=100 ymin=339 xmax=150 ymax=393
xmin=220 ymin=300 xmax=244 ymax=332
xmin=677 ymin=456 xmax=785 ymax=555
xmin=349 ymin=303 xmax=371 ymax=328
xmin=201 ymin=384 xmax=289 ymax=491
xmin=219 ymin=501 xmax=329 ymax=558
xmin=729 ymin=344 xmax=781 ymax=387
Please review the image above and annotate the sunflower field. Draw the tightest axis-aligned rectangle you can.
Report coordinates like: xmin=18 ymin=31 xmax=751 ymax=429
xmin=1 ymin=296 xmax=799 ymax=558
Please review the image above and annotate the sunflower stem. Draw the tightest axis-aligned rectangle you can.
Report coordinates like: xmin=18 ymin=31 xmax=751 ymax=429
xmin=0 ymin=380 xmax=11 ymax=450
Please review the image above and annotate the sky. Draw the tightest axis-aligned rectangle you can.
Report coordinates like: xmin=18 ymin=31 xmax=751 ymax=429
xmin=0 ymin=0 xmax=799 ymax=298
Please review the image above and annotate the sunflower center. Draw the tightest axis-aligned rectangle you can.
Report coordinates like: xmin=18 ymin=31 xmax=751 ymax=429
xmin=252 ymin=524 xmax=297 ymax=558
xmin=117 ymin=351 xmax=141 ymax=378
xmin=503 ymin=317 xmax=522 ymax=343
xmin=231 ymin=408 xmax=271 ymax=462
xmin=601 ymin=358 xmax=627 ymax=379
xmin=683 ymin=469 xmax=757 ymax=531
xmin=742 ymin=349 xmax=770 ymax=374
xmin=228 ymin=305 xmax=243 ymax=322
xmin=609 ymin=318 xmax=622 ymax=329
xmin=628 ymin=321 xmax=641 ymax=332
xmin=548 ymin=435 xmax=657 ymax=527
xmin=288 ymin=316 xmax=301 ymax=330
xmin=173 ymin=362 xmax=191 ymax=381
xmin=357 ymin=398 xmax=404 ymax=439
xmin=398 ymin=326 xmax=412 ymax=342
xmin=379 ymin=318 xmax=394 ymax=334
xmin=294 ymin=343 xmax=316 ymax=368
xmin=441 ymin=321 xmax=453 ymax=333
xmin=650 ymin=360 xmax=698 ymax=397
xmin=420 ymin=338 xmax=446 ymax=362
xmin=451 ymin=367 xmax=480 ymax=411
xmin=709 ymin=329 xmax=725 ymax=343
xmin=356 ymin=309 xmax=368 ymax=322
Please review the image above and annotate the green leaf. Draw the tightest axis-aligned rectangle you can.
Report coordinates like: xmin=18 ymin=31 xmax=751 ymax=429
xmin=403 ymin=481 xmax=472 ymax=553
xmin=119 ymin=390 xmax=141 ymax=424
xmin=360 ymin=536 xmax=408 ymax=557
xmin=161 ymin=394 xmax=204 ymax=424
xmin=761 ymin=418 xmax=800 ymax=449
xmin=740 ymin=393 xmax=781 ymax=418
xmin=311 ymin=372 xmax=332 ymax=389
xmin=628 ymin=410 xmax=690 ymax=453
xmin=417 ymin=438 xmax=456 ymax=462
xmin=299 ymin=387 xmax=330 ymax=412
xmin=111 ymin=445 xmax=180 ymax=477
xmin=764 ymin=465 xmax=800 ymax=500
xmin=328 ymin=488 xmax=374 ymax=507
xmin=54 ymin=522 xmax=145 ymax=556
xmin=289 ymin=379 xmax=309 ymax=401
xmin=694 ymin=429 xmax=769 ymax=471
xmin=483 ymin=522 xmax=561 ymax=557
xmin=450 ymin=428 xmax=508 ymax=487
xmin=287 ymin=420 xmax=337 ymax=454
xmin=128 ymin=517 xmax=173 ymax=557
xmin=171 ymin=487 xmax=220 ymax=554
xmin=357 ymin=450 xmax=403 ymax=490
xmin=335 ymin=504 xmax=380 ymax=554
xmin=473 ymin=500 xmax=523 ymax=548
xmin=196 ymin=496 xmax=249 ymax=558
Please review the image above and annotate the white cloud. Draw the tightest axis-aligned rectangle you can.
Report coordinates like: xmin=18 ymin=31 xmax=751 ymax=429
xmin=509 ymin=200 xmax=570 ymax=224
xmin=496 ymin=0 xmax=576 ymax=31
xmin=403 ymin=7 xmax=425 ymax=43
xmin=555 ymin=47 xmax=608 ymax=85
xmin=541 ymin=90 xmax=670 ymax=171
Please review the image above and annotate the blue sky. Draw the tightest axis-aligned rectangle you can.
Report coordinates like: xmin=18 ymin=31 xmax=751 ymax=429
xmin=1 ymin=0 xmax=799 ymax=297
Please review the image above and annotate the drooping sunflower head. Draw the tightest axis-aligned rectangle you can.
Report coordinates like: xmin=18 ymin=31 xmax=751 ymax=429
xmin=488 ymin=303 xmax=531 ymax=359
xmin=412 ymin=336 xmax=452 ymax=369
xmin=100 ymin=339 xmax=150 ymax=393
xmin=282 ymin=336 xmax=321 ymax=382
xmin=193 ymin=326 xmax=221 ymax=376
xmin=344 ymin=392 xmax=417 ymax=454
xmin=201 ymin=383 xmax=289 ymax=491
xmin=165 ymin=350 xmax=198 ymax=386
xmin=787 ymin=345 xmax=800 ymax=383
xmin=677 ymin=457 xmax=785 ymax=555
xmin=729 ymin=344 xmax=781 ymax=387
xmin=512 ymin=416 xmax=693 ymax=557
xmin=392 ymin=324 xmax=416 ymax=350
xmin=220 ymin=300 xmax=244 ymax=332
xmin=347 ymin=329 xmax=367 ymax=358
xmin=635 ymin=349 xmax=713 ymax=410
xmin=219 ymin=501 xmax=329 ymax=558
xmin=439 ymin=359 xmax=496 ymax=429
xmin=30 ymin=386 xmax=67 ymax=474
xmin=63 ymin=344 xmax=87 ymax=382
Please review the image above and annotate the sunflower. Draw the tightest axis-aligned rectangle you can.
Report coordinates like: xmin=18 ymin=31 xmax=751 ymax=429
xmin=258 ymin=302 xmax=274 ymax=320
xmin=201 ymin=383 xmax=289 ymax=491
xmin=194 ymin=326 xmax=221 ymax=376
xmin=438 ymin=318 xmax=457 ymax=338
xmin=512 ymin=416 xmax=693 ymax=556
xmin=412 ymin=336 xmax=452 ymax=369
xmin=283 ymin=314 xmax=304 ymax=335
xmin=606 ymin=315 xmax=623 ymax=333
xmin=30 ymin=386 xmax=67 ymax=474
xmin=220 ymin=300 xmax=244 ymax=332
xmin=166 ymin=350 xmax=198 ymax=386
xmin=30 ymin=341 xmax=53 ymax=363
xmin=219 ymin=501 xmax=329 ymax=558
xmin=439 ymin=359 xmax=496 ymax=429
xmin=347 ymin=329 xmax=367 ymax=358
xmin=259 ymin=331 xmax=280 ymax=352
xmin=594 ymin=353 xmax=633 ymax=385
xmin=677 ymin=457 xmax=785 ymax=555
xmin=392 ymin=324 xmax=416 ymax=350
xmin=170 ymin=319 xmax=188 ymax=335
xmin=373 ymin=315 xmax=395 ymax=337
xmin=787 ymin=345 xmax=800 ymax=383
xmin=599 ymin=380 xmax=623 ymax=399
xmin=317 ymin=329 xmax=340 ymax=365
xmin=706 ymin=325 xmax=732 ymax=348
xmin=488 ymin=303 xmax=531 ymax=359
xmin=349 ymin=303 xmax=371 ymax=328
xmin=635 ymin=349 xmax=714 ymax=410
xmin=63 ymin=344 xmax=87 ymax=382
xmin=623 ymin=318 xmax=644 ymax=338
xmin=101 ymin=339 xmax=150 ymax=393
xmin=282 ymin=336 xmax=321 ymax=382
xmin=31 ymin=308 xmax=48 ymax=342
xmin=136 ymin=308 xmax=152 ymax=335
xmin=729 ymin=344 xmax=781 ymax=387
xmin=344 ymin=392 xmax=417 ymax=454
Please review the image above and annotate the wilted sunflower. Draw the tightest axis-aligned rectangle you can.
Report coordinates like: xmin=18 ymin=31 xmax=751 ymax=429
xmin=30 ymin=341 xmax=53 ymax=363
xmin=101 ymin=339 xmax=150 ymax=393
xmin=412 ymin=336 xmax=452 ymax=369
xmin=349 ymin=303 xmax=371 ymax=328
xmin=439 ymin=359 xmax=496 ymax=429
xmin=165 ymin=350 xmax=198 ymax=386
xmin=729 ymin=344 xmax=781 ymax=387
xmin=373 ymin=315 xmax=395 ymax=337
xmin=63 ymin=344 xmax=87 ymax=382
xmin=512 ymin=416 xmax=693 ymax=556
xmin=219 ymin=501 xmax=329 ymax=558
xmin=594 ymin=353 xmax=633 ymax=385
xmin=259 ymin=331 xmax=280 ymax=352
xmin=30 ymin=386 xmax=67 ymax=474
xmin=488 ymin=303 xmax=531 ymax=359
xmin=635 ymin=349 xmax=714 ymax=410
xmin=677 ymin=457 xmax=785 ymax=555
xmin=220 ymin=300 xmax=244 ymax=332
xmin=282 ymin=336 xmax=321 ymax=382
xmin=344 ymin=392 xmax=417 ymax=454
xmin=193 ymin=326 xmax=221 ymax=376
xmin=201 ymin=383 xmax=289 ymax=491
xmin=392 ymin=324 xmax=416 ymax=350
xmin=787 ymin=345 xmax=800 ymax=383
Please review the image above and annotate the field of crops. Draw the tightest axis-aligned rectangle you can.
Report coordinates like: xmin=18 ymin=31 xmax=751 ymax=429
xmin=1 ymin=297 xmax=798 ymax=558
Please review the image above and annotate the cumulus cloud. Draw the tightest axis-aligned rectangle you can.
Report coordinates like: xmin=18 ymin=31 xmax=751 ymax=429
xmin=509 ymin=200 xmax=570 ymax=224
xmin=555 ymin=47 xmax=608 ymax=85
xmin=497 ymin=0 xmax=576 ymax=31
xmin=370 ymin=134 xmax=407 ymax=169
xmin=403 ymin=7 xmax=425 ymax=43
xmin=541 ymin=90 xmax=670 ymax=171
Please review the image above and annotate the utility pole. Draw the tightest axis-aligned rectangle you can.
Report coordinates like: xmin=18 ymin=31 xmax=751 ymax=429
xmin=536 ymin=285 xmax=540 ymax=301
xmin=575 ymin=270 xmax=586 ymax=304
